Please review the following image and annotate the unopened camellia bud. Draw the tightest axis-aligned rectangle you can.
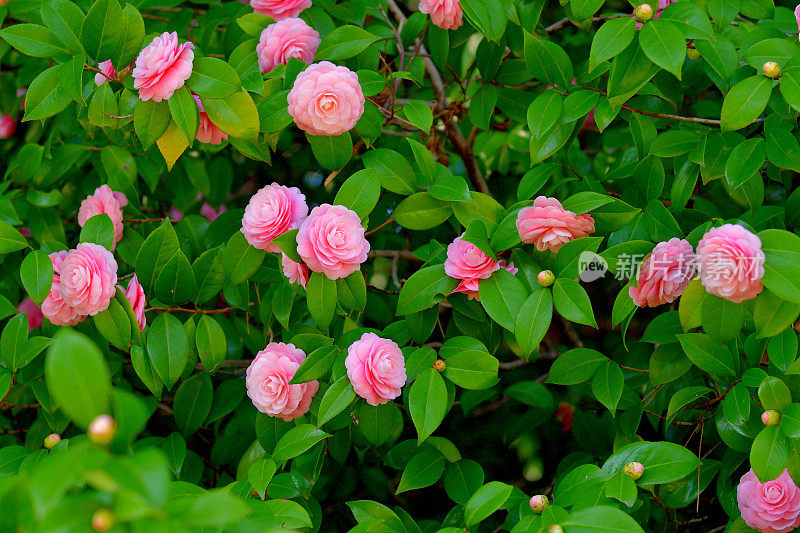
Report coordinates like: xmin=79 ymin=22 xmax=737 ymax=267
xmin=763 ymin=61 xmax=781 ymax=79
xmin=88 ymin=414 xmax=117 ymax=446
xmin=529 ymin=494 xmax=549 ymax=513
xmin=538 ymin=270 xmax=555 ymax=287
xmin=762 ymin=409 xmax=781 ymax=426
xmin=687 ymin=47 xmax=701 ymax=61
xmin=635 ymin=3 xmax=653 ymax=21
xmin=623 ymin=461 xmax=644 ymax=480
xmin=91 ymin=509 xmax=114 ymax=532
xmin=44 ymin=433 xmax=61 ymax=449
xmin=548 ymin=525 xmax=564 ymax=533
xmin=432 ymin=359 xmax=446 ymax=372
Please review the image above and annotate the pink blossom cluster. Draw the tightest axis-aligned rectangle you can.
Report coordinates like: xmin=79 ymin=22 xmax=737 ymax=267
xmin=241 ymin=183 xmax=370 ymax=287
xmin=246 ymin=332 xmax=406 ymax=419
xmin=444 ymin=234 xmax=516 ymax=300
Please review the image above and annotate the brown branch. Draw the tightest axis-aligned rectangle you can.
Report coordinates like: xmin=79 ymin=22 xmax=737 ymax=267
xmin=84 ymin=64 xmax=123 ymax=84
xmin=368 ymin=250 xmax=422 ymax=262
xmin=385 ymin=0 xmax=490 ymax=196
xmin=365 ymin=218 xmax=394 ymax=236
xmin=145 ymin=304 xmax=254 ymax=314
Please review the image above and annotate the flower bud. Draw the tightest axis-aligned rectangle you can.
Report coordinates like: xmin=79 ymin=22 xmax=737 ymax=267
xmin=763 ymin=61 xmax=781 ymax=79
xmin=91 ymin=509 xmax=114 ymax=532
xmin=635 ymin=3 xmax=653 ymax=21
xmin=548 ymin=525 xmax=564 ymax=533
xmin=623 ymin=461 xmax=644 ymax=480
xmin=538 ymin=270 xmax=555 ymax=287
xmin=529 ymin=494 xmax=549 ymax=513
xmin=432 ymin=359 xmax=446 ymax=372
xmin=687 ymin=47 xmax=701 ymax=61
xmin=762 ymin=409 xmax=781 ymax=426
xmin=88 ymin=414 xmax=117 ymax=446
xmin=44 ymin=433 xmax=61 ymax=449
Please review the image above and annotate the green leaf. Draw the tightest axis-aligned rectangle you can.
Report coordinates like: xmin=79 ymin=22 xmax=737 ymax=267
xmin=333 ymin=169 xmax=381 ymax=219
xmin=316 ymin=376 xmax=356 ymax=427
xmin=552 ymin=278 xmax=597 ymax=328
xmin=723 ymin=384 xmax=751 ymax=425
xmin=751 ymin=426 xmax=790 ymax=482
xmin=464 ymin=481 xmax=512 ymax=526
xmin=478 ymin=268 xmax=528 ymax=331
xmin=60 ymin=54 xmax=86 ymax=105
xmin=760 ymin=229 xmax=800 ymax=305
xmin=248 ymin=458 xmax=277 ymax=495
xmin=402 ymin=100 xmax=433 ymax=132
xmin=768 ymin=329 xmax=798 ymax=372
xmin=676 ymin=333 xmax=736 ymax=376
xmin=291 ymin=345 xmax=340 ymax=385
xmin=527 ymin=90 xmax=562 ymax=140
xmin=759 ymin=377 xmax=792 ymax=411
xmin=173 ymin=372 xmax=213 ymax=436
xmin=444 ymin=460 xmax=485 ymax=506
xmin=562 ymin=506 xmax=645 ymax=533
xmin=589 ymin=17 xmax=635 ymax=71
xmin=607 ymin=35 xmax=659 ymax=107
xmin=460 ymin=0 xmax=507 ymax=42
xmin=222 ymin=231 xmax=265 ymax=285
xmin=362 ymin=149 xmax=416 ymax=195
xmin=23 ymin=65 xmax=71 ymax=122
xmin=1 ymin=315 xmax=28 ymax=371
xmin=396 ymin=449 xmax=446 ymax=494
xmin=666 ymin=386 xmax=712 ymax=425
xmin=547 ymin=348 xmax=607 ymax=385
xmin=134 ymin=99 xmax=171 ymax=150
xmin=306 ymin=132 xmax=353 ymax=170
xmin=20 ymin=250 xmax=53 ymax=305
xmin=591 ymin=360 xmax=624 ymax=416
xmin=0 ymin=24 xmax=69 ymax=58
xmin=314 ymin=25 xmax=379 ymax=61
xmin=196 ymin=315 xmax=226 ymax=374
xmin=168 ymin=86 xmax=199 ymax=143
xmin=81 ymin=0 xmax=123 ymax=61
xmin=639 ymin=19 xmax=685 ymax=80
xmin=409 ymin=368 xmax=448 ymax=443
xmin=0 ymin=221 xmax=28 ymax=253
xmin=45 ymin=329 xmax=111 ymax=429
xmin=201 ymin=90 xmax=258 ymax=141
xmin=93 ymin=292 xmax=132 ymax=349
xmin=307 ymin=272 xmax=337 ymax=330
xmin=755 ymin=289 xmax=800 ymax=338
xmin=41 ymin=0 xmax=85 ymax=55
xmin=780 ymin=404 xmax=800 ymax=438
xmin=571 ymin=0 xmax=605 ymax=20
xmin=648 ymin=130 xmax=699 ymax=158
xmin=112 ymin=4 xmax=145 ymax=68
xmin=337 ymin=272 xmax=367 ymax=310
xmin=524 ymin=32 xmax=572 ymax=89
xmin=701 ymin=295 xmax=743 ymax=343
xmin=79 ymin=214 xmax=114 ymax=250
xmin=725 ymin=138 xmax=765 ymax=188
xmin=393 ymin=193 xmax=452 ymax=230
xmin=146 ymin=313 xmax=189 ymax=389
xmin=272 ymin=424 xmax=330 ymax=461
xmin=720 ymin=75 xmax=772 ymax=132
xmin=514 ymin=288 xmax=553 ymax=356
xmin=441 ymin=338 xmax=499 ymax=390
xmin=397 ymin=264 xmax=458 ymax=315
xmin=186 ymin=57 xmax=242 ymax=98
xmin=601 ymin=441 xmax=700 ymax=485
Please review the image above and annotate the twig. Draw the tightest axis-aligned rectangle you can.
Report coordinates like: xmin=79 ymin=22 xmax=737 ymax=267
xmin=385 ymin=0 xmax=491 ymax=196
xmin=368 ymin=250 xmax=422 ymax=262
xmin=145 ymin=304 xmax=254 ymax=314
xmin=84 ymin=64 xmax=123 ymax=84
xmin=365 ymin=218 xmax=394 ymax=236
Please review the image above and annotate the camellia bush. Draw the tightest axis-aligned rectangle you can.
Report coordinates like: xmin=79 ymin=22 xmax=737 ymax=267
xmin=4 ymin=0 xmax=800 ymax=531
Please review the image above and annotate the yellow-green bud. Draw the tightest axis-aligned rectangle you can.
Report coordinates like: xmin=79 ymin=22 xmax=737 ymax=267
xmin=44 ymin=433 xmax=61 ymax=449
xmin=529 ymin=495 xmax=549 ymax=513
xmin=91 ymin=509 xmax=114 ymax=532
xmin=538 ymin=270 xmax=555 ymax=287
xmin=635 ymin=3 xmax=653 ymax=21
xmin=432 ymin=359 xmax=446 ymax=372
xmin=623 ymin=461 xmax=644 ymax=480
xmin=88 ymin=415 xmax=116 ymax=446
xmin=763 ymin=61 xmax=781 ymax=79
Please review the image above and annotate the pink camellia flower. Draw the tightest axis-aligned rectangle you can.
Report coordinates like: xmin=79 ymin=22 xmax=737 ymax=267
xmin=245 ymin=342 xmax=319 ymax=421
xmin=516 ymin=196 xmax=595 ymax=252
xmin=796 ymin=5 xmax=800 ymax=42
xmin=296 ymin=204 xmax=370 ymax=280
xmin=41 ymin=251 xmax=86 ymax=326
xmin=345 ymin=332 xmax=406 ymax=406
xmin=193 ymin=95 xmax=228 ymax=145
xmin=444 ymin=234 xmax=518 ymax=299
xmin=250 ymin=0 xmax=311 ymax=20
xmin=287 ymin=61 xmax=365 ymax=136
xmin=419 ymin=0 xmax=463 ymax=30
xmin=696 ymin=224 xmax=765 ymax=303
xmin=200 ymin=203 xmax=226 ymax=222
xmin=737 ymin=469 xmax=800 ymax=533
xmin=17 ymin=298 xmax=43 ymax=331
xmin=0 ymin=114 xmax=16 ymax=138
xmin=58 ymin=243 xmax=118 ymax=316
xmin=168 ymin=208 xmax=183 ymax=221
xmin=124 ymin=275 xmax=146 ymax=332
xmin=629 ymin=238 xmax=695 ymax=307
xmin=257 ymin=18 xmax=320 ymax=74
xmin=77 ymin=185 xmax=128 ymax=251
xmin=94 ymin=60 xmax=116 ymax=86
xmin=635 ymin=0 xmax=675 ymax=29
xmin=281 ymin=253 xmax=310 ymax=289
xmin=132 ymin=32 xmax=194 ymax=102
xmin=242 ymin=183 xmax=308 ymax=253
xmin=452 ymin=260 xmax=518 ymax=300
